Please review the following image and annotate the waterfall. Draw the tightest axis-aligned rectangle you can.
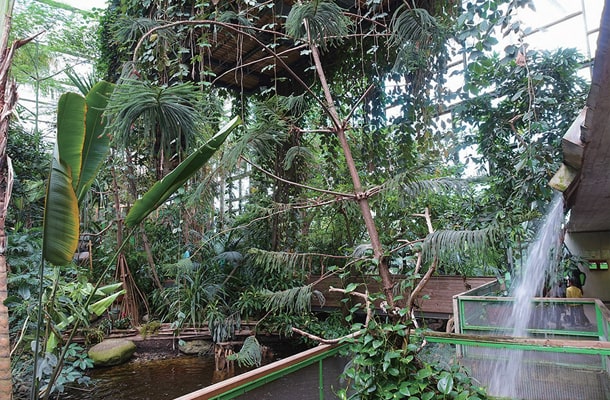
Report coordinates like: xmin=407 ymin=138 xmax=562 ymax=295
xmin=486 ymin=194 xmax=565 ymax=398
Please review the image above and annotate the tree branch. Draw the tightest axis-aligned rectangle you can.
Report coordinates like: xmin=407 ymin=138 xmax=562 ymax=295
xmin=242 ymin=156 xmax=354 ymax=198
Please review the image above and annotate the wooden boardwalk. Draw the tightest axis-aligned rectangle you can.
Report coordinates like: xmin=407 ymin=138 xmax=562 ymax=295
xmin=307 ymin=275 xmax=497 ymax=319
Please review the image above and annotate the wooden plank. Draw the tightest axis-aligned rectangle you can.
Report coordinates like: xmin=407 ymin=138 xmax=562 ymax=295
xmin=307 ymin=275 xmax=496 ymax=317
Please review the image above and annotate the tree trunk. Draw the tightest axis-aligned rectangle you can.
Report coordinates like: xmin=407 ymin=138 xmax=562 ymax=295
xmin=0 ymin=2 xmax=16 ymax=397
xmin=307 ymin=30 xmax=396 ymax=308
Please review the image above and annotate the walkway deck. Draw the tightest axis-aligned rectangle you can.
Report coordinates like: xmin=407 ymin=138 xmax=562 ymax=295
xmin=308 ymin=274 xmax=497 ymax=319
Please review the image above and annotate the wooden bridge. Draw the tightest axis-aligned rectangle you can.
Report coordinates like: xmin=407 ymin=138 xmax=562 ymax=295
xmin=307 ymin=274 xmax=497 ymax=321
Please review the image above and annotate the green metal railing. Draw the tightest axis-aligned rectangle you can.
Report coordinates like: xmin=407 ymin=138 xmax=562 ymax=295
xmin=174 ymin=344 xmax=346 ymax=400
xmin=449 ymin=293 xmax=610 ymax=378
xmin=174 ymin=286 xmax=610 ymax=400
xmin=455 ymin=296 xmax=610 ymax=341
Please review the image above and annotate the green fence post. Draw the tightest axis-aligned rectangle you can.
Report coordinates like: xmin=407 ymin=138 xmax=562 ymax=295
xmin=319 ymin=358 xmax=324 ymax=399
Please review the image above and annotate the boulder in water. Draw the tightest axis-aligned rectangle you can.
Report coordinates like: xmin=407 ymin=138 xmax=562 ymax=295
xmin=88 ymin=338 xmax=136 ymax=367
xmin=179 ymin=339 xmax=212 ymax=355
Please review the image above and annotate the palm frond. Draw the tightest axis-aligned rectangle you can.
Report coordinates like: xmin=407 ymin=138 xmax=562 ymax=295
xmin=248 ymin=248 xmax=313 ymax=277
xmin=226 ymin=336 xmax=262 ymax=368
xmin=281 ymin=94 xmax=307 ymax=115
xmin=262 ymin=285 xmax=320 ymax=314
xmin=105 ymin=78 xmax=201 ymax=153
xmin=65 ymin=69 xmax=97 ymax=95
xmin=422 ymin=226 xmax=500 ymax=265
xmin=390 ymin=7 xmax=438 ymax=47
xmin=389 ymin=6 xmax=446 ymax=73
xmin=286 ymin=1 xmax=351 ymax=51
xmin=114 ymin=17 xmax=162 ymax=43
xmin=222 ymin=99 xmax=289 ymax=168
xmin=283 ymin=146 xmax=316 ymax=171
xmin=383 ymin=172 xmax=468 ymax=198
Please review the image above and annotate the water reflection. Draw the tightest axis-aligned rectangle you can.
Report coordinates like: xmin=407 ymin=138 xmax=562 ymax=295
xmin=63 ymin=341 xmax=305 ymax=400
xmin=64 ymin=355 xmax=246 ymax=400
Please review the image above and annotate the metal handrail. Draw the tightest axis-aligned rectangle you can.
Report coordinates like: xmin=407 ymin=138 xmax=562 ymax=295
xmin=174 ymin=343 xmax=345 ymax=400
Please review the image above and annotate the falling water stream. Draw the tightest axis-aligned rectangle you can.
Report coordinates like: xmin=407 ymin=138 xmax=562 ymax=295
xmin=486 ymin=195 xmax=565 ymax=398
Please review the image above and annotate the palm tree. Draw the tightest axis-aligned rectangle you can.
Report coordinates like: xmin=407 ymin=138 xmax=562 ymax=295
xmin=106 ymin=77 xmax=206 ymax=180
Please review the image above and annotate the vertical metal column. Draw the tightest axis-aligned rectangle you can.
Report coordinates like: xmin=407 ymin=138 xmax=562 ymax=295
xmin=318 ymin=358 xmax=324 ymax=400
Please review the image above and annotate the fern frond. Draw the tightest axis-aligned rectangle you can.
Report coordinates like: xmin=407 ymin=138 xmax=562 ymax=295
xmin=283 ymin=146 xmax=316 ymax=171
xmin=390 ymin=7 xmax=443 ymax=71
xmin=383 ymin=172 xmax=468 ymax=198
xmin=248 ymin=248 xmax=313 ymax=276
xmin=160 ymin=258 xmax=194 ymax=278
xmin=226 ymin=336 xmax=262 ymax=367
xmin=286 ymin=1 xmax=351 ymax=51
xmin=262 ymin=285 xmax=319 ymax=314
xmin=422 ymin=226 xmax=500 ymax=265
xmin=352 ymin=244 xmax=373 ymax=258
xmin=281 ymin=94 xmax=307 ymax=115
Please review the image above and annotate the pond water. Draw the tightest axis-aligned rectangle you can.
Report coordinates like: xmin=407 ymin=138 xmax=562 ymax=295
xmin=63 ymin=341 xmax=305 ymax=400
xmin=64 ymin=355 xmax=240 ymax=400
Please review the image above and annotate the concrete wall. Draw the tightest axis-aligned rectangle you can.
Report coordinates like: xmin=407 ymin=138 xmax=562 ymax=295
xmin=564 ymin=231 xmax=610 ymax=302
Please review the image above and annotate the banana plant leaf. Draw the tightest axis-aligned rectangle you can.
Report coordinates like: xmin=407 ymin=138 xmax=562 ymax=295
xmin=42 ymin=157 xmax=79 ymax=266
xmin=89 ymin=289 xmax=126 ymax=316
xmin=96 ymin=282 xmax=124 ymax=296
xmin=75 ymin=81 xmax=114 ymax=204
xmin=125 ymin=116 xmax=241 ymax=227
xmin=43 ymin=82 xmax=114 ymax=266
xmin=56 ymin=92 xmax=86 ymax=193
xmin=46 ymin=314 xmax=75 ymax=354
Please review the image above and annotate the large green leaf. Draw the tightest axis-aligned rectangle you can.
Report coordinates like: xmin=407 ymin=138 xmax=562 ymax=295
xmin=43 ymin=82 xmax=114 ymax=265
xmin=125 ymin=116 xmax=241 ymax=227
xmin=56 ymin=92 xmax=86 ymax=192
xmin=89 ymin=289 xmax=126 ymax=316
xmin=42 ymin=157 xmax=80 ymax=266
xmin=75 ymin=81 xmax=114 ymax=203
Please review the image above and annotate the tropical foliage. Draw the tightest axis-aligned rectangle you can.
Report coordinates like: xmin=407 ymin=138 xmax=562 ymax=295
xmin=3 ymin=0 xmax=591 ymax=398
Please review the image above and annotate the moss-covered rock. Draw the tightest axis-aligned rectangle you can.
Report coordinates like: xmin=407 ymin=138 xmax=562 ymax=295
xmin=179 ymin=339 xmax=212 ymax=355
xmin=88 ymin=338 xmax=136 ymax=367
